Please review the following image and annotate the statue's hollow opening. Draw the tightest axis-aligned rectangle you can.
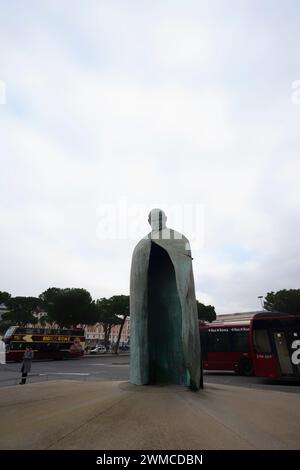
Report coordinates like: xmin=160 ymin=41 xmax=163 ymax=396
xmin=148 ymin=242 xmax=187 ymax=385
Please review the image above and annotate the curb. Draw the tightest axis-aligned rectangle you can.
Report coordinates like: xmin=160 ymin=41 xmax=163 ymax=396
xmin=83 ymin=353 xmax=130 ymax=358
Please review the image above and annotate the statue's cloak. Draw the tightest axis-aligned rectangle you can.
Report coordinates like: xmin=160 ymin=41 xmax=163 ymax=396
xmin=129 ymin=229 xmax=201 ymax=390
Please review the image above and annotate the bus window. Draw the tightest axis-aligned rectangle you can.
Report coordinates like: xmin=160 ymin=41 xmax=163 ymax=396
xmin=230 ymin=330 xmax=250 ymax=352
xmin=4 ymin=327 xmax=16 ymax=339
xmin=11 ymin=342 xmax=26 ymax=351
xmin=199 ymin=330 xmax=208 ymax=359
xmin=273 ymin=331 xmax=293 ymax=375
xmin=17 ymin=328 xmax=26 ymax=335
xmin=253 ymin=329 xmax=271 ymax=354
xmin=199 ymin=330 xmax=207 ymax=351
xmin=207 ymin=331 xmax=231 ymax=352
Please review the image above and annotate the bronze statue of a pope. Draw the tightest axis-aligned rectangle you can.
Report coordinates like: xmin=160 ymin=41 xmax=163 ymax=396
xmin=130 ymin=208 xmax=202 ymax=390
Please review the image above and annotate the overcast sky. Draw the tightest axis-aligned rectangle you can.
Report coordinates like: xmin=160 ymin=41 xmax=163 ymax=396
xmin=0 ymin=1 xmax=300 ymax=313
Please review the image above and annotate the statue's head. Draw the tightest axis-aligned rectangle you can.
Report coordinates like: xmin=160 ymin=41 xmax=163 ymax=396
xmin=148 ymin=208 xmax=167 ymax=231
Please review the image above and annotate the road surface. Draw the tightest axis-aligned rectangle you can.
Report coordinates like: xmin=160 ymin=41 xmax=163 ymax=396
xmin=1 ymin=355 xmax=300 ymax=393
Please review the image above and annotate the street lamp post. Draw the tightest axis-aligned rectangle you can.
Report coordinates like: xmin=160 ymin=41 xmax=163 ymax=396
xmin=258 ymin=296 xmax=264 ymax=309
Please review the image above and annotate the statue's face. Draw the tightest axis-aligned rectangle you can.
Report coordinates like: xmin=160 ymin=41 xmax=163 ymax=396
xmin=148 ymin=209 xmax=167 ymax=230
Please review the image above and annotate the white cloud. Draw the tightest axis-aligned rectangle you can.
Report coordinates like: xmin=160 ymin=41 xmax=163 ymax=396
xmin=154 ymin=21 xmax=215 ymax=69
xmin=0 ymin=1 xmax=299 ymax=314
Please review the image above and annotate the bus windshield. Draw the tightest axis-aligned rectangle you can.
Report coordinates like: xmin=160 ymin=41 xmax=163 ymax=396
xmin=251 ymin=314 xmax=300 ymax=378
xmin=4 ymin=326 xmax=17 ymax=339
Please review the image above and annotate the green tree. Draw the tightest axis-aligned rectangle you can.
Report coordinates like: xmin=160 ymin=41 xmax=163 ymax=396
xmin=0 ymin=291 xmax=12 ymax=333
xmin=0 ymin=320 xmax=13 ymax=335
xmin=38 ymin=287 xmax=64 ymax=327
xmin=40 ymin=287 xmax=97 ymax=328
xmin=39 ymin=287 xmax=62 ymax=305
xmin=109 ymin=295 xmax=130 ymax=354
xmin=264 ymin=289 xmax=300 ymax=315
xmin=0 ymin=291 xmax=11 ymax=305
xmin=95 ymin=297 xmax=122 ymax=350
xmin=197 ymin=301 xmax=217 ymax=323
xmin=3 ymin=296 xmax=40 ymax=327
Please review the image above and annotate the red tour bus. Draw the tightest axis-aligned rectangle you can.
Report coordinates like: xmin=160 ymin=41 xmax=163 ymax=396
xmin=200 ymin=312 xmax=300 ymax=379
xmin=3 ymin=326 xmax=85 ymax=361
xmin=251 ymin=312 xmax=300 ymax=379
xmin=200 ymin=321 xmax=253 ymax=376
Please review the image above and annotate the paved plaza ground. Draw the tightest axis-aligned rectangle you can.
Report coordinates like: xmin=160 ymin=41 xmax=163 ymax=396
xmin=0 ymin=377 xmax=299 ymax=450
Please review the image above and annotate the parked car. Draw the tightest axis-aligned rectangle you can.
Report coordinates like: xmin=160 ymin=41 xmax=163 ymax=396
xmin=90 ymin=345 xmax=106 ymax=354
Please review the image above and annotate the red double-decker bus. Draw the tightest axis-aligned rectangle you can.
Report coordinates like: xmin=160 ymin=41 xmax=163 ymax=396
xmin=200 ymin=312 xmax=300 ymax=379
xmin=3 ymin=326 xmax=85 ymax=361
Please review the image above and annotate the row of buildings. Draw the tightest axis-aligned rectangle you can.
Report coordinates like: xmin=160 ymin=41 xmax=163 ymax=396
xmin=85 ymin=318 xmax=131 ymax=347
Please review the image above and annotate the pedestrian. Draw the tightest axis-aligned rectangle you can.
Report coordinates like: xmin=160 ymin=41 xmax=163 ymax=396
xmin=0 ymin=339 xmax=6 ymax=365
xmin=19 ymin=346 xmax=34 ymax=384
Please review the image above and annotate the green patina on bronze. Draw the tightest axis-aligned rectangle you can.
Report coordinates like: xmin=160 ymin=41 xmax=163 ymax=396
xmin=148 ymin=242 xmax=187 ymax=385
xmin=130 ymin=209 xmax=202 ymax=390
